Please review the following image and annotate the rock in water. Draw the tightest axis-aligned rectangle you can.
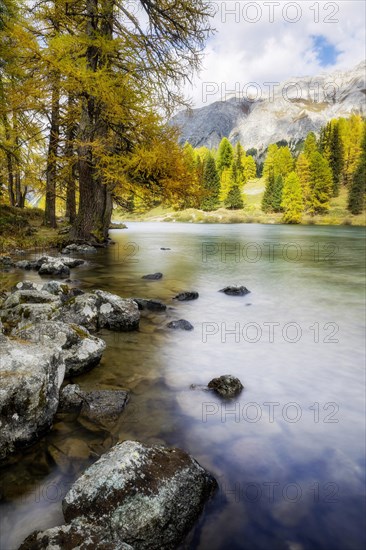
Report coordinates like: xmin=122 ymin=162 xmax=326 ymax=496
xmin=0 ymin=339 xmax=65 ymax=462
xmin=62 ymin=441 xmax=217 ymax=549
xmin=173 ymin=291 xmax=199 ymax=301
xmin=142 ymin=272 xmax=163 ymax=280
xmin=19 ymin=519 xmax=133 ymax=550
xmin=167 ymin=319 xmax=194 ymax=331
xmin=133 ymin=298 xmax=167 ymax=312
xmin=208 ymin=375 xmax=244 ymax=397
xmin=219 ymin=286 xmax=250 ymax=296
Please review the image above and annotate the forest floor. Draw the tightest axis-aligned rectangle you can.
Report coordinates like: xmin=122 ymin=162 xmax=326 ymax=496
xmin=115 ymin=179 xmax=366 ymax=226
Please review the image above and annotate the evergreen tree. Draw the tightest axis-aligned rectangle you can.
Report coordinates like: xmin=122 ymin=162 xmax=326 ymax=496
xmin=348 ymin=126 xmax=366 ymax=215
xmin=201 ymin=153 xmax=220 ymax=211
xmin=262 ymin=168 xmax=276 ymax=212
xmin=281 ymin=172 xmax=303 ymax=224
xmin=308 ymin=152 xmax=333 ymax=214
xmin=272 ymin=175 xmax=284 ymax=212
xmin=216 ymin=137 xmax=234 ymax=174
xmin=224 ymin=185 xmax=244 ymax=209
xmin=329 ymin=123 xmax=344 ymax=197
xmin=244 ymin=155 xmax=257 ymax=181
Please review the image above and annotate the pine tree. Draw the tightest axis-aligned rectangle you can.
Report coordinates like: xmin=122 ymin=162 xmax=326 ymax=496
xmin=308 ymin=152 xmax=333 ymax=214
xmin=224 ymin=185 xmax=244 ymax=209
xmin=281 ymin=172 xmax=303 ymax=224
xmin=329 ymin=123 xmax=344 ymax=197
xmin=272 ymin=175 xmax=284 ymax=212
xmin=348 ymin=126 xmax=366 ymax=215
xmin=201 ymin=153 xmax=220 ymax=211
xmin=216 ymin=137 xmax=234 ymax=174
xmin=262 ymin=168 xmax=276 ymax=212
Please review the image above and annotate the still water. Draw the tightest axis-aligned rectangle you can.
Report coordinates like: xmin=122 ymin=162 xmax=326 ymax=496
xmin=0 ymin=223 xmax=365 ymax=550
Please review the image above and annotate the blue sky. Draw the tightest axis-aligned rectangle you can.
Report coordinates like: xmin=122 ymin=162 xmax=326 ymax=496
xmin=312 ymin=35 xmax=342 ymax=67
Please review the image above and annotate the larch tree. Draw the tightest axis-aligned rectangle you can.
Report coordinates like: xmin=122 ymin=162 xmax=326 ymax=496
xmin=348 ymin=125 xmax=366 ymax=215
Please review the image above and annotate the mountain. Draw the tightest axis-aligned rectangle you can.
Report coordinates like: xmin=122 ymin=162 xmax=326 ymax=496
xmin=172 ymin=61 xmax=366 ymax=151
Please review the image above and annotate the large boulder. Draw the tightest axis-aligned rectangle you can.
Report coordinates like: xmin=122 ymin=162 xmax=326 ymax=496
xmin=0 ymin=339 xmax=65 ymax=462
xmin=14 ymin=322 xmax=106 ymax=377
xmin=53 ymin=291 xmax=140 ymax=332
xmin=19 ymin=518 xmax=133 ymax=550
xmin=61 ymin=441 xmax=217 ymax=549
xmin=0 ymin=290 xmax=60 ymax=332
xmin=38 ymin=259 xmax=70 ymax=277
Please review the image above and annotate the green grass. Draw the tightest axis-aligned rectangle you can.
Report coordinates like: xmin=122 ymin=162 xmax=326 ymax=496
xmin=114 ymin=179 xmax=365 ymax=226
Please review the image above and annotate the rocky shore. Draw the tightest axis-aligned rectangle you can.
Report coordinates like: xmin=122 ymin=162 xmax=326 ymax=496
xmin=0 ymin=248 xmax=247 ymax=548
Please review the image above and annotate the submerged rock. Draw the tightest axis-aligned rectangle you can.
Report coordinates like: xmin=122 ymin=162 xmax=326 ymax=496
xmin=133 ymin=298 xmax=167 ymax=312
xmin=208 ymin=375 xmax=244 ymax=398
xmin=62 ymin=440 xmax=217 ymax=549
xmin=167 ymin=319 xmax=194 ymax=331
xmin=173 ymin=291 xmax=199 ymax=301
xmin=59 ymin=385 xmax=129 ymax=424
xmin=142 ymin=272 xmax=163 ymax=280
xmin=219 ymin=286 xmax=250 ymax=296
xmin=0 ymin=339 xmax=65 ymax=462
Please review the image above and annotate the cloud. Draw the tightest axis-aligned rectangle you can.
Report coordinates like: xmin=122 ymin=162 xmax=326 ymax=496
xmin=183 ymin=0 xmax=366 ymax=107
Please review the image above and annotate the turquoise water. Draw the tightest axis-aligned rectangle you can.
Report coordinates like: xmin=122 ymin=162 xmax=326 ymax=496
xmin=0 ymin=223 xmax=365 ymax=550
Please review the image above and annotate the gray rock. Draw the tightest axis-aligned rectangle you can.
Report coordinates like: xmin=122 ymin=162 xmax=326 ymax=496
xmin=62 ymin=440 xmax=217 ymax=549
xmin=54 ymin=291 xmax=140 ymax=333
xmin=18 ymin=518 xmax=134 ymax=550
xmin=14 ymin=322 xmax=106 ymax=377
xmin=94 ymin=290 xmax=140 ymax=332
xmin=62 ymin=244 xmax=97 ymax=255
xmin=208 ymin=375 xmax=244 ymax=398
xmin=0 ymin=290 xmax=60 ymax=332
xmin=41 ymin=281 xmax=70 ymax=296
xmin=59 ymin=385 xmax=129 ymax=424
xmin=12 ymin=281 xmax=43 ymax=292
xmin=38 ymin=260 xmax=70 ymax=278
xmin=61 ymin=258 xmax=85 ymax=269
xmin=0 ymin=340 xmax=65 ymax=462
xmin=15 ymin=260 xmax=38 ymax=270
xmin=160 ymin=248 xmax=171 ymax=251
xmin=219 ymin=286 xmax=250 ymax=296
xmin=173 ymin=291 xmax=199 ymax=301
xmin=2 ymin=290 xmax=60 ymax=309
xmin=133 ymin=298 xmax=167 ymax=312
xmin=167 ymin=319 xmax=194 ymax=331
xmin=142 ymin=273 xmax=163 ymax=280
xmin=0 ymin=256 xmax=14 ymax=267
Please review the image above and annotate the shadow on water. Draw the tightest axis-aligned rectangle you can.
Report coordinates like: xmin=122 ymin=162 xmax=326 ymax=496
xmin=0 ymin=223 xmax=365 ymax=550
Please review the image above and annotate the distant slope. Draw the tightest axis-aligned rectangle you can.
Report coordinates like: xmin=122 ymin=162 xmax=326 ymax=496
xmin=172 ymin=61 xmax=366 ymax=151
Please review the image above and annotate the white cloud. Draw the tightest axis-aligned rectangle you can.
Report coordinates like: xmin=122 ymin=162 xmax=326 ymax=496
xmin=183 ymin=0 xmax=366 ymax=107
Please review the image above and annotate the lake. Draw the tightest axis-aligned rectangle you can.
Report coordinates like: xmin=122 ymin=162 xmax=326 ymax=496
xmin=0 ymin=222 xmax=365 ymax=550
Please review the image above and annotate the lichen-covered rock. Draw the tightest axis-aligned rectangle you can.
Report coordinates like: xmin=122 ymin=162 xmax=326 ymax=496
xmin=167 ymin=319 xmax=194 ymax=331
xmin=62 ymin=441 xmax=217 ymax=550
xmin=2 ymin=290 xmax=60 ymax=309
xmin=18 ymin=518 xmax=134 ymax=550
xmin=61 ymin=244 xmax=97 ymax=255
xmin=94 ymin=290 xmax=140 ymax=331
xmin=14 ymin=322 xmax=106 ymax=377
xmin=38 ymin=260 xmax=70 ymax=277
xmin=0 ymin=290 xmax=60 ymax=332
xmin=12 ymin=281 xmax=43 ymax=292
xmin=219 ymin=286 xmax=250 ymax=296
xmin=0 ymin=340 xmax=65 ymax=462
xmin=53 ymin=291 xmax=140 ymax=332
xmin=208 ymin=375 xmax=244 ymax=397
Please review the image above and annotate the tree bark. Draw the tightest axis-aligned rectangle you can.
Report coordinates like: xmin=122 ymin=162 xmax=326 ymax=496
xmin=44 ymin=78 xmax=60 ymax=227
xmin=65 ymin=94 xmax=77 ymax=223
xmin=70 ymin=0 xmax=114 ymax=243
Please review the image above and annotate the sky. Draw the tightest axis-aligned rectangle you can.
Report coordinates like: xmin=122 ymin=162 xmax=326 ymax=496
xmin=183 ymin=0 xmax=366 ymax=107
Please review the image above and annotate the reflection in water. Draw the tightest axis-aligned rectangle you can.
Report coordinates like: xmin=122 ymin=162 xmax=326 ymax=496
xmin=0 ymin=223 xmax=365 ymax=550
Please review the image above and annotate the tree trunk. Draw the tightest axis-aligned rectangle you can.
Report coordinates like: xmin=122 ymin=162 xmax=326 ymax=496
xmin=44 ymin=78 xmax=60 ymax=227
xmin=70 ymin=0 xmax=114 ymax=243
xmin=65 ymin=95 xmax=77 ymax=224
